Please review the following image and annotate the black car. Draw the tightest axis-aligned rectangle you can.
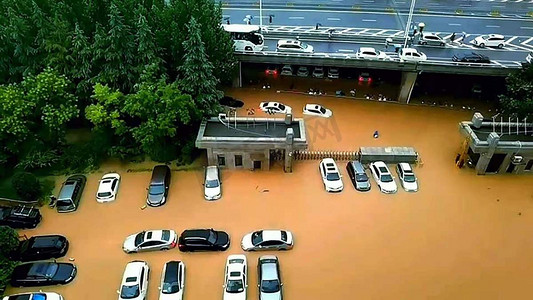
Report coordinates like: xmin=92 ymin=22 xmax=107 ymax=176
xmin=178 ymin=229 xmax=230 ymax=252
xmin=10 ymin=262 xmax=77 ymax=287
xmin=0 ymin=206 xmax=41 ymax=229
xmin=14 ymin=235 xmax=69 ymax=262
xmin=452 ymin=52 xmax=490 ymax=63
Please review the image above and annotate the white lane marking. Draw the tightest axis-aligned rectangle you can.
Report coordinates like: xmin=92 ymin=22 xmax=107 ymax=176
xmin=222 ymin=15 xmax=230 ymax=18
xmin=374 ymin=29 xmax=389 ymax=35
xmin=362 ymin=19 xmax=377 ymax=22
xmin=492 ymin=61 xmax=506 ymax=67
xmin=331 ymin=0 xmax=343 ymax=2
xmin=327 ymin=17 xmax=341 ymax=21
xmin=395 ymin=1 xmax=406 ymax=3
xmin=486 ymin=25 xmax=500 ymax=28
xmin=449 ymin=23 xmax=462 ymax=26
xmin=363 ymin=0 xmax=375 ymax=2
xmin=501 ymin=0 xmax=508 ymax=2
xmin=289 ymin=16 xmax=305 ymax=19
xmin=338 ymin=49 xmax=354 ymax=52
xmin=492 ymin=5 xmax=505 ymax=7
xmin=522 ymin=37 xmax=533 ymax=44
xmin=515 ymin=0 xmax=523 ymax=2
xmin=505 ymin=36 xmax=518 ymax=44
xmin=520 ymin=27 xmax=533 ymax=30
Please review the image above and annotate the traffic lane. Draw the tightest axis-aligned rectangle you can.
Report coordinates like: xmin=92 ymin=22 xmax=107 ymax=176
xmin=262 ymin=38 xmax=530 ymax=62
xmin=222 ymin=8 xmax=533 ymax=36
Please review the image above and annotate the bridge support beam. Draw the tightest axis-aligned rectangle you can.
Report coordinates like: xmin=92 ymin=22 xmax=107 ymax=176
xmin=232 ymin=61 xmax=242 ymax=88
xmin=398 ymin=71 xmax=418 ymax=103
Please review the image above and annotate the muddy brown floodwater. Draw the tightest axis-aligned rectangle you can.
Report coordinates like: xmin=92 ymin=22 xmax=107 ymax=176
xmin=8 ymin=88 xmax=533 ymax=300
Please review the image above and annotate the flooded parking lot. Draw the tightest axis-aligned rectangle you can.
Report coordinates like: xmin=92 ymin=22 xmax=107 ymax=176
xmin=8 ymin=89 xmax=533 ymax=299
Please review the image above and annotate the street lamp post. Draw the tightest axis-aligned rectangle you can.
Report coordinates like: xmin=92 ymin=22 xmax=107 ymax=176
xmin=259 ymin=0 xmax=263 ymax=28
xmin=403 ymin=0 xmax=417 ymax=48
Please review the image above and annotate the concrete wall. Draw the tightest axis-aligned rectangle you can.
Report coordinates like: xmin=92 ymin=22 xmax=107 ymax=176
xmin=209 ymin=149 xmax=271 ymax=171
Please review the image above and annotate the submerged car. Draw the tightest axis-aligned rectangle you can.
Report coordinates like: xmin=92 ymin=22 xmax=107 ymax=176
xmin=123 ymin=230 xmax=177 ymax=253
xmin=159 ymin=260 xmax=185 ymax=300
xmin=369 ymin=161 xmax=397 ymax=194
xmin=319 ymin=158 xmax=343 ymax=192
xmin=56 ymin=175 xmax=86 ymax=213
xmin=146 ymin=165 xmax=171 ymax=207
xmin=0 ymin=206 xmax=41 ymax=229
xmin=2 ymin=292 xmax=64 ymax=300
xmin=303 ymin=104 xmax=332 ymax=118
xmin=396 ymin=163 xmax=419 ymax=192
xmin=259 ymin=102 xmax=292 ymax=114
xmin=258 ymin=256 xmax=283 ymax=300
xmin=346 ymin=161 xmax=371 ymax=191
xmin=96 ymin=173 xmax=120 ymax=203
xmin=178 ymin=229 xmax=230 ymax=252
xmin=10 ymin=262 xmax=77 ymax=287
xmin=14 ymin=234 xmax=69 ymax=262
xmin=241 ymin=230 xmax=293 ymax=251
xmin=118 ymin=261 xmax=149 ymax=300
xmin=223 ymin=255 xmax=248 ymax=300
xmin=312 ymin=67 xmax=325 ymax=78
xmin=204 ymin=166 xmax=222 ymax=200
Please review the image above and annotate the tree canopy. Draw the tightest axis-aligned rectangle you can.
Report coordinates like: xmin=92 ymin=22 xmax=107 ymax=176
xmin=499 ymin=63 xmax=533 ymax=117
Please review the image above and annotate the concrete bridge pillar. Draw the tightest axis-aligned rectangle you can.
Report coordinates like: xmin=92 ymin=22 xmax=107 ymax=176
xmin=475 ymin=132 xmax=500 ymax=175
xmin=398 ymin=71 xmax=418 ymax=103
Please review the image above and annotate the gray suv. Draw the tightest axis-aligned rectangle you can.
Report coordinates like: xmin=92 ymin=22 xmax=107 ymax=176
xmin=56 ymin=175 xmax=87 ymax=213
xmin=346 ymin=161 xmax=371 ymax=191
xmin=258 ymin=255 xmax=283 ymax=300
xmin=146 ymin=165 xmax=171 ymax=207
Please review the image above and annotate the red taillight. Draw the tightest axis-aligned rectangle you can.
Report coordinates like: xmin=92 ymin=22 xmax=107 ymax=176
xmin=178 ymin=244 xmax=184 ymax=248
xmin=171 ymin=241 xmax=176 ymax=248
xmin=273 ymin=70 xmax=278 ymax=75
xmin=358 ymin=76 xmax=364 ymax=81
xmin=265 ymin=70 xmax=269 ymax=74
xmin=368 ymin=77 xmax=372 ymax=82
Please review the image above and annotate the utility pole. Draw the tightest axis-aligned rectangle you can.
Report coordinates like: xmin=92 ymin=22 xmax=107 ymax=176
xmin=259 ymin=0 xmax=263 ymax=28
xmin=404 ymin=0 xmax=417 ymax=48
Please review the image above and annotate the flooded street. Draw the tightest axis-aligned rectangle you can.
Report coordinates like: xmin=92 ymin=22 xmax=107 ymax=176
xmin=8 ymin=89 xmax=533 ymax=299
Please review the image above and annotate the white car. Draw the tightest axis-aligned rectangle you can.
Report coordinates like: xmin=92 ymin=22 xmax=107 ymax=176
xmin=3 ymin=292 xmax=64 ymax=300
xmin=204 ymin=166 xmax=221 ymax=200
xmin=355 ymin=47 xmax=389 ymax=60
xmin=319 ymin=158 xmax=343 ymax=192
xmin=418 ymin=32 xmax=445 ymax=46
xmin=473 ymin=34 xmax=505 ymax=48
xmin=223 ymin=255 xmax=248 ymax=300
xmin=159 ymin=261 xmax=185 ymax=300
xmin=303 ymin=104 xmax=332 ymax=118
xmin=118 ymin=261 xmax=150 ymax=300
xmin=369 ymin=161 xmax=397 ymax=194
xmin=328 ymin=67 xmax=339 ymax=79
xmin=399 ymin=48 xmax=427 ymax=62
xmin=123 ymin=230 xmax=177 ymax=253
xmin=312 ymin=67 xmax=324 ymax=78
xmin=241 ymin=230 xmax=294 ymax=251
xmin=396 ymin=163 xmax=418 ymax=192
xmin=276 ymin=39 xmax=314 ymax=53
xmin=259 ymin=102 xmax=292 ymax=114
xmin=96 ymin=173 xmax=120 ymax=202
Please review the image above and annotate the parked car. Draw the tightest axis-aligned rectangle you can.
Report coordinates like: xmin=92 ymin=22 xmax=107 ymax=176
xmin=204 ymin=166 xmax=221 ymax=200
xmin=14 ymin=234 xmax=69 ymax=262
xmin=0 ymin=206 xmax=41 ymax=229
xmin=265 ymin=66 xmax=278 ymax=76
xmin=452 ymin=52 xmax=490 ymax=63
xmin=259 ymin=102 xmax=292 ymax=114
xmin=223 ymin=254 xmax=248 ymax=300
xmin=473 ymin=34 xmax=505 ymax=48
xmin=280 ymin=65 xmax=293 ymax=76
xmin=526 ymin=52 xmax=532 ymax=64
xmin=399 ymin=48 xmax=427 ymax=62
xmin=319 ymin=158 xmax=343 ymax=192
xmin=355 ymin=47 xmax=389 ymax=60
xmin=346 ymin=161 xmax=371 ymax=191
xmin=418 ymin=32 xmax=445 ymax=46
xmin=276 ymin=39 xmax=314 ymax=53
xmin=358 ymin=72 xmax=372 ymax=84
xmin=146 ymin=165 xmax=171 ymax=207
xmin=312 ymin=67 xmax=325 ymax=78
xmin=241 ymin=230 xmax=293 ymax=251
xmin=56 ymin=175 xmax=86 ymax=213
xmin=96 ymin=173 xmax=120 ymax=203
xmin=178 ymin=229 xmax=230 ymax=252
xmin=159 ymin=261 xmax=185 ymax=300
xmin=10 ymin=262 xmax=77 ymax=287
xmin=118 ymin=261 xmax=149 ymax=300
xmin=123 ymin=229 xmax=177 ymax=253
xmin=297 ymin=66 xmax=309 ymax=77
xmin=396 ymin=163 xmax=419 ymax=192
xmin=2 ymin=292 xmax=64 ymax=300
xmin=328 ymin=67 xmax=339 ymax=79
xmin=303 ymin=104 xmax=332 ymax=118
xmin=369 ymin=161 xmax=397 ymax=194
xmin=258 ymin=256 xmax=283 ymax=300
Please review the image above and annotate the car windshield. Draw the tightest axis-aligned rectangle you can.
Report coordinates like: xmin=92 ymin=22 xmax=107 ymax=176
xmin=261 ymin=279 xmax=280 ymax=293
xmin=326 ymin=173 xmax=340 ymax=181
xmin=355 ymin=174 xmax=368 ymax=182
xmin=149 ymin=184 xmax=165 ymax=195
xmin=134 ymin=232 xmax=145 ymax=246
xmin=162 ymin=230 xmax=171 ymax=241
xmin=162 ymin=281 xmax=179 ymax=294
xmin=226 ymin=279 xmax=244 ymax=293
xmin=301 ymin=42 xmax=309 ymax=49
xmin=32 ymin=294 xmax=47 ymax=300
xmin=252 ymin=231 xmax=263 ymax=245
xmin=278 ymin=104 xmax=285 ymax=111
xmin=208 ymin=230 xmax=217 ymax=244
xmin=120 ymin=285 xmax=140 ymax=299
xmin=319 ymin=107 xmax=326 ymax=114
xmin=55 ymin=200 xmax=72 ymax=207
xmin=97 ymin=192 xmax=112 ymax=197
xmin=205 ymin=179 xmax=219 ymax=188
xmin=480 ymin=35 xmax=489 ymax=40
xmin=381 ymin=174 xmax=393 ymax=182
xmin=404 ymin=174 xmax=416 ymax=182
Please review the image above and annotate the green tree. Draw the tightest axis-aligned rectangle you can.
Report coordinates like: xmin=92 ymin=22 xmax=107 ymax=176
xmin=178 ymin=17 xmax=222 ymax=115
xmin=499 ymin=64 xmax=533 ymax=117
xmin=0 ymin=226 xmax=18 ymax=258
xmin=11 ymin=172 xmax=43 ymax=202
xmin=0 ymin=258 xmax=17 ymax=293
